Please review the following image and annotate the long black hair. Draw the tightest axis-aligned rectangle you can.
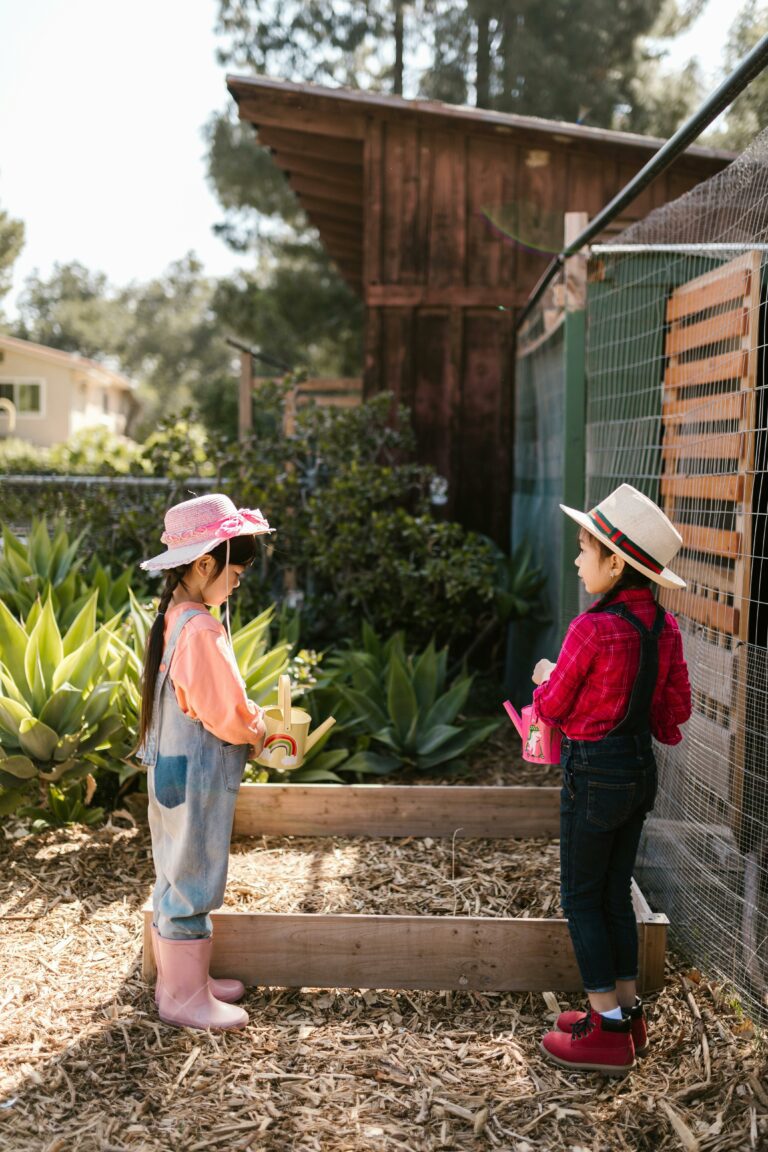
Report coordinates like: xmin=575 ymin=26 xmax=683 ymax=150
xmin=138 ymin=534 xmax=258 ymax=748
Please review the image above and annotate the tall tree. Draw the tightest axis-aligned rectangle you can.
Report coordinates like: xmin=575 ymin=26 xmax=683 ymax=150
xmin=713 ymin=1 xmax=768 ymax=151
xmin=0 ymin=202 xmax=25 ymax=312
xmin=14 ymin=262 xmax=129 ymax=359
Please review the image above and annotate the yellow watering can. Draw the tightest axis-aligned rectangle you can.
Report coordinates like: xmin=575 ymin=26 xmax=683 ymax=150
xmin=255 ymin=675 xmax=336 ymax=771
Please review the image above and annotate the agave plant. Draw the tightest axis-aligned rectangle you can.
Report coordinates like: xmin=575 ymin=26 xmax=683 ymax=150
xmin=0 ymin=519 xmax=132 ymax=629
xmin=0 ymin=592 xmax=130 ymax=817
xmin=312 ymin=624 xmax=499 ymax=778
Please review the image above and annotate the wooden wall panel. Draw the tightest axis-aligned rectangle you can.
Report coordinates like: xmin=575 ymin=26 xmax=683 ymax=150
xmin=426 ymin=132 xmax=467 ymax=290
xmin=455 ymin=311 xmax=514 ymax=541
xmin=382 ymin=121 xmax=422 ymax=285
xmin=413 ymin=311 xmax=454 ymax=486
xmin=466 ymin=136 xmax=511 ymax=289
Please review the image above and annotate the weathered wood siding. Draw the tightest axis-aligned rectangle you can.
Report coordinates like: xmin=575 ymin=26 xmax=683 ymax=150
xmin=362 ymin=118 xmax=721 ymax=543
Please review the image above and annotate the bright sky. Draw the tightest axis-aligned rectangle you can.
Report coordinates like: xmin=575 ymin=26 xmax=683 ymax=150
xmin=0 ymin=0 xmax=743 ymax=318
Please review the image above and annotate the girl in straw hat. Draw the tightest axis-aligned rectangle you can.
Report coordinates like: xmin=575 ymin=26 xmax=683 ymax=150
xmin=531 ymin=484 xmax=691 ymax=1075
xmin=136 ymin=493 xmax=273 ymax=1031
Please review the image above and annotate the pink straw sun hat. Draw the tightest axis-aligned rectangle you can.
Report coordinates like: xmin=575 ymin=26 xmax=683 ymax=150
xmin=140 ymin=493 xmax=273 ymax=573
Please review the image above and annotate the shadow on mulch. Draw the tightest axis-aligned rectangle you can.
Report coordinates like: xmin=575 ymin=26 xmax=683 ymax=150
xmin=0 ymin=786 xmax=766 ymax=1151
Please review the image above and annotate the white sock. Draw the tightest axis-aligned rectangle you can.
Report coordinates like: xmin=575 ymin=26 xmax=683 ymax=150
xmin=600 ymin=1006 xmax=624 ymax=1020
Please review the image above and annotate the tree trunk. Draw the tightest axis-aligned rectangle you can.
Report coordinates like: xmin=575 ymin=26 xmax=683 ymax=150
xmin=394 ymin=1 xmax=404 ymax=95
xmin=475 ymin=9 xmax=490 ymax=107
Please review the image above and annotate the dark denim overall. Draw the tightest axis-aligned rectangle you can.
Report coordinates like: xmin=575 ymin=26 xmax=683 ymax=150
xmin=138 ymin=608 xmax=249 ymax=939
xmin=559 ymin=602 xmax=664 ymax=993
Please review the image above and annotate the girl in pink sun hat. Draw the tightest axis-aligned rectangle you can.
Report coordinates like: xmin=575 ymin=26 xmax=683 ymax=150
xmin=137 ymin=493 xmax=273 ymax=1031
xmin=531 ymin=484 xmax=691 ymax=1075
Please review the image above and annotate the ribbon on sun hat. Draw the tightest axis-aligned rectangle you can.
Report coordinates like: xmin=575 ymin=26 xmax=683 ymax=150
xmin=560 ymin=483 xmax=686 ymax=590
xmin=140 ymin=493 xmax=273 ymax=573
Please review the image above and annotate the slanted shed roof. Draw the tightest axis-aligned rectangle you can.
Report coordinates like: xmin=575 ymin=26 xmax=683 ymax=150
xmin=227 ymin=74 xmax=733 ymax=293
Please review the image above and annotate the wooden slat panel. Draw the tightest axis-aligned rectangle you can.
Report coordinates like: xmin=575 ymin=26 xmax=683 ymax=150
xmin=660 ymin=474 xmax=743 ymax=502
xmin=662 ymin=390 xmax=745 ymax=423
xmin=234 ymin=784 xmax=560 ymax=840
xmin=665 ymin=586 xmax=739 ymax=634
xmin=666 ymin=267 xmax=751 ymax=322
xmin=672 ymin=523 xmax=740 ymax=558
xmin=142 ymin=900 xmax=666 ymax=992
xmin=664 ymin=349 xmax=749 ymax=389
xmin=665 ymin=306 xmax=749 ymax=356
xmin=668 ymin=552 xmax=735 ymax=592
xmin=662 ymin=433 xmax=747 ymax=462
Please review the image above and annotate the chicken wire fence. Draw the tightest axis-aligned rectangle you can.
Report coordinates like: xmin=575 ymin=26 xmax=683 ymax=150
xmin=585 ymin=129 xmax=768 ymax=1017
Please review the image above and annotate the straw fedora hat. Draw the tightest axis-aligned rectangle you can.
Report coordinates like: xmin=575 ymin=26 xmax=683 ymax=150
xmin=141 ymin=493 xmax=273 ymax=573
xmin=560 ymin=484 xmax=685 ymax=590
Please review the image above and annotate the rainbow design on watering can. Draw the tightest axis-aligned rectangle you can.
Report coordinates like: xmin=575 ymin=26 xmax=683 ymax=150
xmin=264 ymin=732 xmax=298 ymax=757
xmin=255 ymin=674 xmax=336 ymax=771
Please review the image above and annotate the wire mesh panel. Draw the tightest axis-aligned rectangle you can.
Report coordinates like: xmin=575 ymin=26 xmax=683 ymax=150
xmin=583 ymin=132 xmax=768 ymax=1016
xmin=508 ymin=300 xmax=567 ymax=698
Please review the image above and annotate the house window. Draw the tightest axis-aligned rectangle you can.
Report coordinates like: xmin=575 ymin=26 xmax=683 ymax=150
xmin=0 ymin=377 xmax=44 ymax=417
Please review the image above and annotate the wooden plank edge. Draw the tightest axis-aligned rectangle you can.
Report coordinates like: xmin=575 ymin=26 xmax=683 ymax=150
xmin=141 ymin=874 xmax=667 ymax=993
xmin=233 ymin=783 xmax=562 ymax=840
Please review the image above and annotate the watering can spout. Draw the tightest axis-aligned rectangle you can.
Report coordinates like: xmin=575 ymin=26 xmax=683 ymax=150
xmin=503 ymin=700 xmax=523 ymax=737
xmin=304 ymin=716 xmax=336 ymax=754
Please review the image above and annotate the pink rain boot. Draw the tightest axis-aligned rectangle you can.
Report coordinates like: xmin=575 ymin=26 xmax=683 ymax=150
xmin=155 ymin=935 xmax=248 ymax=1031
xmin=152 ymin=925 xmax=245 ymax=1006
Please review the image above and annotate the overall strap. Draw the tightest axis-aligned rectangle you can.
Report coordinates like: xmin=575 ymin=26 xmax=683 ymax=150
xmin=601 ymin=602 xmax=665 ymax=737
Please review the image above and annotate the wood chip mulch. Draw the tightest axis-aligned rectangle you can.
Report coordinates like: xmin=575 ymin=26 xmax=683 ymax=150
xmin=1 ymin=790 xmax=766 ymax=1151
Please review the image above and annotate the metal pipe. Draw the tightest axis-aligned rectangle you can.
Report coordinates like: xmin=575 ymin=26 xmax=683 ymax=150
xmin=515 ymin=32 xmax=768 ymax=330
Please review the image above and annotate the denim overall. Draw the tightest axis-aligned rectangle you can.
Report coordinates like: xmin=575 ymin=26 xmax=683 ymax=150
xmin=559 ymin=602 xmax=664 ymax=993
xmin=139 ymin=608 xmax=249 ymax=940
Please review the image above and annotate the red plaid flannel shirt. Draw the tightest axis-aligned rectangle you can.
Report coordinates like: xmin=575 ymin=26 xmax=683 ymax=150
xmin=532 ymin=588 xmax=691 ymax=743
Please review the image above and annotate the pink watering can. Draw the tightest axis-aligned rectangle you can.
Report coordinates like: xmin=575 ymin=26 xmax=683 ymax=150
xmin=503 ymin=700 xmax=562 ymax=765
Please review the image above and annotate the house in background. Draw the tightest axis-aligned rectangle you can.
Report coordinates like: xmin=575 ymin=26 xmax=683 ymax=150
xmin=0 ymin=334 xmax=137 ymax=446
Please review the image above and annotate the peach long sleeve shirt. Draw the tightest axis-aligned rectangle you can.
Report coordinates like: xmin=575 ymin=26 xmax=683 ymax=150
xmin=163 ymin=602 xmax=264 ymax=747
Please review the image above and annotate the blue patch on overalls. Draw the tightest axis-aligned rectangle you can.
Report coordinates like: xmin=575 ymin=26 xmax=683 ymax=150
xmin=154 ymin=754 xmax=188 ymax=808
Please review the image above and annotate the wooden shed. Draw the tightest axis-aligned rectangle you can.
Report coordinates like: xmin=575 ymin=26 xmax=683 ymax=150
xmin=227 ymin=76 xmax=732 ymax=546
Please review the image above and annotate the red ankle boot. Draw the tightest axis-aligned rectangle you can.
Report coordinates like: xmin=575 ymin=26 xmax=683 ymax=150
xmin=541 ymin=1009 xmax=635 ymax=1075
xmin=556 ymin=998 xmax=648 ymax=1055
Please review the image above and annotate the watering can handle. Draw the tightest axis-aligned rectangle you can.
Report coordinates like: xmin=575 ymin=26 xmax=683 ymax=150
xmin=278 ymin=675 xmax=292 ymax=733
xmin=503 ymin=700 xmax=523 ymax=738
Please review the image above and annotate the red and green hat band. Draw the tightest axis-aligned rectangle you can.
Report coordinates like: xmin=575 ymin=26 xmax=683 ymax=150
xmin=588 ymin=510 xmax=664 ymax=575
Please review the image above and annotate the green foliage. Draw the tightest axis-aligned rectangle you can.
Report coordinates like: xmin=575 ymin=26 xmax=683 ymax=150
xmin=0 ymin=592 xmax=130 ymax=818
xmin=0 ymin=519 xmax=132 ymax=628
xmin=711 ymin=1 xmax=768 ymax=150
xmin=20 ymin=780 xmax=104 ymax=831
xmin=307 ymin=624 xmax=500 ymax=779
xmin=0 ymin=200 xmax=24 ymax=306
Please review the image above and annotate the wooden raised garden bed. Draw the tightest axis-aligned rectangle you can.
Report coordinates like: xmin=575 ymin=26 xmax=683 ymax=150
xmin=142 ymin=784 xmax=668 ymax=993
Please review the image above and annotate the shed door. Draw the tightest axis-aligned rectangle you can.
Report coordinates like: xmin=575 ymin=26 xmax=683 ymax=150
xmin=659 ymin=250 xmax=762 ymax=835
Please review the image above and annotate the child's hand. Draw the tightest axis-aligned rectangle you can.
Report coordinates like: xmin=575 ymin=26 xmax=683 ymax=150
xmin=532 ymin=658 xmax=556 ymax=685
